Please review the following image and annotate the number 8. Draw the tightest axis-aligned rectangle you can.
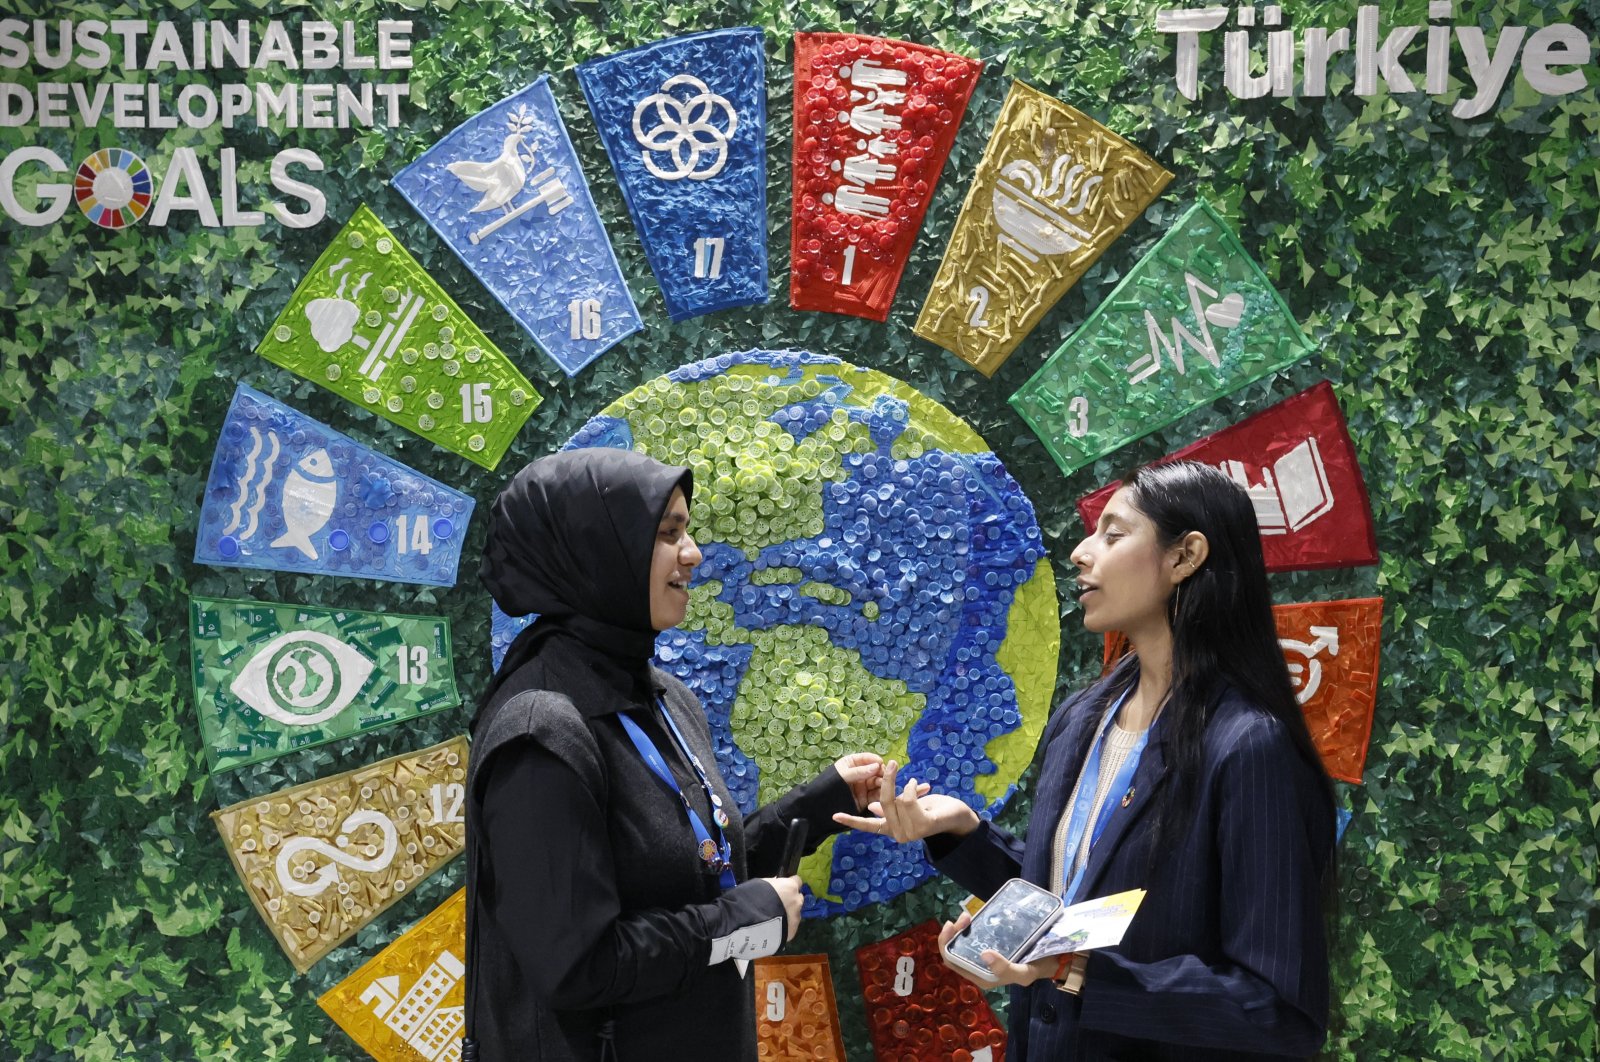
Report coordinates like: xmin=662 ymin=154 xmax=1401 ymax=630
xmin=893 ymin=955 xmax=915 ymax=996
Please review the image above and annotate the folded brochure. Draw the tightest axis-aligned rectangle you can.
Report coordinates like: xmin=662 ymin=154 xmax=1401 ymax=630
xmin=1018 ymin=888 xmax=1146 ymax=963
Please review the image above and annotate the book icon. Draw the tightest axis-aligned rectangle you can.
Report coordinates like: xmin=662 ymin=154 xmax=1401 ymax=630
xmin=1220 ymin=436 xmax=1334 ymax=536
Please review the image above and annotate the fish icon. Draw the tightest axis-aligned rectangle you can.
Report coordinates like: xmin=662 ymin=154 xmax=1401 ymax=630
xmin=271 ymin=449 xmax=338 ymax=560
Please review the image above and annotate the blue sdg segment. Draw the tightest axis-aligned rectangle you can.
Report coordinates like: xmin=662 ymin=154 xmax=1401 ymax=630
xmin=392 ymin=76 xmax=641 ymax=376
xmin=493 ymin=349 xmax=1058 ymax=917
xmin=196 ymin=384 xmax=475 ymax=586
xmin=577 ymin=28 xmax=769 ymax=321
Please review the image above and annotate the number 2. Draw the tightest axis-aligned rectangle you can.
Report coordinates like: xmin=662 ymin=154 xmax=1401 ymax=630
xmin=966 ymin=286 xmax=991 ymax=327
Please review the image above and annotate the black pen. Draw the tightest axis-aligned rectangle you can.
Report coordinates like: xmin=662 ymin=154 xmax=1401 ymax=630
xmin=778 ymin=818 xmax=808 ymax=876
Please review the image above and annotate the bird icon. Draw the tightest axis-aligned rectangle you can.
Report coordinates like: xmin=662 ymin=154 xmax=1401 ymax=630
xmin=447 ymin=133 xmax=530 ymax=214
xmin=271 ymin=449 xmax=338 ymax=561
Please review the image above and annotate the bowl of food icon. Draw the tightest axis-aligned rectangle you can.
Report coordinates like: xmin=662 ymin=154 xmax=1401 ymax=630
xmin=991 ymin=159 xmax=1097 ymax=263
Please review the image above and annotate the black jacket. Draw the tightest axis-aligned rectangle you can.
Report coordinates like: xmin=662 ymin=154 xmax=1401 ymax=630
xmin=465 ymin=626 xmax=854 ymax=1061
xmin=930 ymin=666 xmax=1334 ymax=1060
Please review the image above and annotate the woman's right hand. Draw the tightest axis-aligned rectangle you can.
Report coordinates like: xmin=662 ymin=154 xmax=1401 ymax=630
xmin=761 ymin=875 xmax=805 ymax=940
xmin=831 ymin=760 xmax=980 ymax=843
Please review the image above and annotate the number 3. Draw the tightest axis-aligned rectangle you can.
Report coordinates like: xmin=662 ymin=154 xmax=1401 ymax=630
xmin=1067 ymin=396 xmax=1089 ymax=438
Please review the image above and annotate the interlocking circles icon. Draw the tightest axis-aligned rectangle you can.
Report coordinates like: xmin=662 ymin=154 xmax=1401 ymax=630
xmin=632 ymin=74 xmax=739 ymax=182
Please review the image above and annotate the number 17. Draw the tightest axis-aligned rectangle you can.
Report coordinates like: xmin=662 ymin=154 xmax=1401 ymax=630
xmin=694 ymin=237 xmax=725 ymax=279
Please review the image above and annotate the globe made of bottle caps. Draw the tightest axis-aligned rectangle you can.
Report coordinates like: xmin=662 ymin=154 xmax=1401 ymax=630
xmin=491 ymin=349 xmax=1058 ymax=915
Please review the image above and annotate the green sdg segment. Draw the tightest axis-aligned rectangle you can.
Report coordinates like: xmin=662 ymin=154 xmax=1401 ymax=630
xmin=1010 ymin=199 xmax=1314 ymax=475
xmin=255 ymin=205 xmax=541 ymax=470
xmin=189 ymin=597 xmax=460 ymax=773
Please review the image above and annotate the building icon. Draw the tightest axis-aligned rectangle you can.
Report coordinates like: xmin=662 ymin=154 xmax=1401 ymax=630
xmin=359 ymin=949 xmax=465 ymax=1061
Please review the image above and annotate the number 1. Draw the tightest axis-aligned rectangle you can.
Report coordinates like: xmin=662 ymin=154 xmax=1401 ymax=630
xmin=841 ymin=245 xmax=857 ymax=286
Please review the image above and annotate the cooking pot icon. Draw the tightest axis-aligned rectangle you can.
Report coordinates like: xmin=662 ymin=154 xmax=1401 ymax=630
xmin=992 ymin=156 xmax=1102 ymax=263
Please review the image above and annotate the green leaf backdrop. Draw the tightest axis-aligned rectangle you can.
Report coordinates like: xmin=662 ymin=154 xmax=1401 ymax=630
xmin=0 ymin=0 xmax=1595 ymax=1058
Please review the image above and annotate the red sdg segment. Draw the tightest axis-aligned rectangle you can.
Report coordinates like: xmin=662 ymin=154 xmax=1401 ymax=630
xmin=855 ymin=920 xmax=1006 ymax=1062
xmin=790 ymin=33 xmax=982 ymax=321
xmin=1077 ymin=382 xmax=1379 ymax=574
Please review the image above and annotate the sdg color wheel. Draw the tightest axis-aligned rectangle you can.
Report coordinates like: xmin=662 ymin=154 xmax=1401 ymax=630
xmin=75 ymin=148 xmax=153 ymax=230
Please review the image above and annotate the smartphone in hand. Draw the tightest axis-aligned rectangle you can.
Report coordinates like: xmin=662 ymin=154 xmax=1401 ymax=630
xmin=942 ymin=878 xmax=1063 ymax=982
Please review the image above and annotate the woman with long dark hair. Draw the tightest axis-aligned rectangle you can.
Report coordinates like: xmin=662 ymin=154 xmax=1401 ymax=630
xmin=837 ymin=460 xmax=1337 ymax=1059
xmin=464 ymin=448 xmax=886 ymax=1060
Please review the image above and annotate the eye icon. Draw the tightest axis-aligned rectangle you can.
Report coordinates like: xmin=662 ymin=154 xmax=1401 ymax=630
xmin=230 ymin=630 xmax=375 ymax=726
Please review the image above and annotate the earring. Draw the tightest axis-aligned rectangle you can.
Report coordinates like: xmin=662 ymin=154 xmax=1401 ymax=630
xmin=1170 ymin=581 xmax=1183 ymax=622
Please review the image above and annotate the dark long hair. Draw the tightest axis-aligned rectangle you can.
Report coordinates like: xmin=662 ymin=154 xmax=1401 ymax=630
xmin=1110 ymin=460 xmax=1336 ymax=865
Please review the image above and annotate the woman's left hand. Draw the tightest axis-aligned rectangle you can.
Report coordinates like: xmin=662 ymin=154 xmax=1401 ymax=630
xmin=936 ymin=912 xmax=1069 ymax=989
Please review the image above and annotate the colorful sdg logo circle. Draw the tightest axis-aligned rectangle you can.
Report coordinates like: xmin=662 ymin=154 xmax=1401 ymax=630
xmin=74 ymin=148 xmax=153 ymax=230
xmin=492 ymin=349 xmax=1060 ymax=915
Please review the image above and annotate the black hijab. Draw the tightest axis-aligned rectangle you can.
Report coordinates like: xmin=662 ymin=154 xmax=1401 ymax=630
xmin=479 ymin=448 xmax=693 ymax=707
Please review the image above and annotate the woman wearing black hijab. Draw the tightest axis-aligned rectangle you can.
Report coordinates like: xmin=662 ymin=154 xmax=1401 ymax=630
xmin=464 ymin=449 xmax=885 ymax=1061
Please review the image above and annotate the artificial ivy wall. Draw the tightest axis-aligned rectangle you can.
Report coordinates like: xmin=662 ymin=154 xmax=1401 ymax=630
xmin=0 ymin=0 xmax=1595 ymax=1059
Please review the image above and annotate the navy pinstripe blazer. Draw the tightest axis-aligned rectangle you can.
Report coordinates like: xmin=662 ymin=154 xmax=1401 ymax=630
xmin=932 ymin=666 xmax=1334 ymax=1061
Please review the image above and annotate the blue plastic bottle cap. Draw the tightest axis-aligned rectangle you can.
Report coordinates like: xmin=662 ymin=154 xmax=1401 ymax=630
xmin=432 ymin=518 xmax=454 ymax=540
xmin=368 ymin=521 xmax=390 ymax=544
xmin=328 ymin=529 xmax=351 ymax=551
xmin=217 ymin=537 xmax=239 ymax=559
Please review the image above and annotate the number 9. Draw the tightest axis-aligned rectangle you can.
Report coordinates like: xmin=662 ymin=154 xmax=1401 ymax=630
xmin=764 ymin=980 xmax=786 ymax=1021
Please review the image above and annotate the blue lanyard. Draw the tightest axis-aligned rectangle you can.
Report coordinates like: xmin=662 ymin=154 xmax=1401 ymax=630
xmin=618 ymin=700 xmax=737 ymax=891
xmin=1058 ymin=686 xmax=1149 ymax=904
